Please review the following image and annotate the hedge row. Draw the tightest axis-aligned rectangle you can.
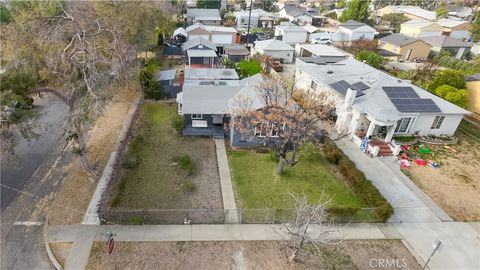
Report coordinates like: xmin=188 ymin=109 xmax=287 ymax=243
xmin=323 ymin=143 xmax=394 ymax=222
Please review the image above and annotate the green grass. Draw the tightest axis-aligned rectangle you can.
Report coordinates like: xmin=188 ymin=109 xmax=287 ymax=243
xmin=227 ymin=150 xmax=367 ymax=210
xmin=458 ymin=119 xmax=480 ymax=140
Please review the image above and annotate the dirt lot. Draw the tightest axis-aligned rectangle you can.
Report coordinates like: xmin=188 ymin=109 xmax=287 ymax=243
xmin=87 ymin=240 xmax=420 ymax=270
xmin=406 ymin=133 xmax=480 ymax=221
xmin=109 ymin=102 xmax=222 ymax=210
xmin=46 ymin=85 xmax=138 ymax=225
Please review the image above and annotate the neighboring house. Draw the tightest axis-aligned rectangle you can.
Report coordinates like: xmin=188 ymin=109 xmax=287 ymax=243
xmin=155 ymin=69 xmax=181 ymax=97
xmin=400 ymin=20 xmax=443 ymax=38
xmin=337 ymin=20 xmax=376 ymax=41
xmin=184 ymin=68 xmax=239 ymax=84
xmin=253 ymin=39 xmax=295 ymax=63
xmin=295 ymin=49 xmax=469 ymax=156
xmin=234 ymin=9 xmax=275 ymax=29
xmin=377 ymin=5 xmax=436 ymax=21
xmin=278 ymin=5 xmax=326 ymax=26
xmin=377 ymin=34 xmax=431 ymax=61
xmin=436 ymin=19 xmax=471 ymax=40
xmin=421 ymin=35 xmax=471 ymax=59
xmin=447 ymin=5 xmax=473 ymax=21
xmin=294 ymin=44 xmax=347 ymax=60
xmin=186 ymin=24 xmax=238 ymax=53
xmin=176 ymin=74 xmax=265 ymax=142
xmin=182 ymin=37 xmax=218 ymax=67
xmin=224 ymin=44 xmax=250 ymax=62
xmin=274 ymin=23 xmax=308 ymax=45
xmin=465 ymin=73 xmax=480 ymax=120
xmin=186 ymin=9 xmax=221 ymax=25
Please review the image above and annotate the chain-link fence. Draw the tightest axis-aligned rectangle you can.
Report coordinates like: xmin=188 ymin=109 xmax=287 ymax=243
xmin=99 ymin=207 xmax=379 ymax=225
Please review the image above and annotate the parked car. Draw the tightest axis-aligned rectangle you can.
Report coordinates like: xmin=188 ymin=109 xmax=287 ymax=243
xmin=255 ymin=32 xmax=267 ymax=41
xmin=311 ymin=37 xmax=332 ymax=45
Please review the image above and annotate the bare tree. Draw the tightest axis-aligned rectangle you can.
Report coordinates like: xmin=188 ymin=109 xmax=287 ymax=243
xmin=232 ymin=74 xmax=336 ymax=175
xmin=285 ymin=193 xmax=343 ymax=263
xmin=8 ymin=2 xmax=136 ymax=176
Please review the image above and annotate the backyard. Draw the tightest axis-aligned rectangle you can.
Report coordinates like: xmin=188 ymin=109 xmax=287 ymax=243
xmin=228 ymin=149 xmax=368 ymax=214
xmin=109 ymin=102 xmax=222 ymax=210
xmin=403 ymin=131 xmax=480 ymax=221
xmin=87 ymin=240 xmax=420 ymax=270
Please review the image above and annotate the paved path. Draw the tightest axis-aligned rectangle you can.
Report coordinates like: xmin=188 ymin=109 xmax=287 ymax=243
xmin=214 ymin=139 xmax=239 ymax=223
xmin=336 ymin=139 xmax=480 ymax=270
xmin=47 ymin=223 xmax=387 ymax=243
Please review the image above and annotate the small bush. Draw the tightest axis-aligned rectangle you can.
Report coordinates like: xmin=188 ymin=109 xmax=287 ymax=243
xmin=180 ymin=180 xmax=196 ymax=193
xmin=122 ymin=153 xmax=139 ymax=169
xmin=171 ymin=116 xmax=185 ymax=133
xmin=268 ymin=149 xmax=279 ymax=162
xmin=323 ymin=144 xmax=342 ymax=164
xmin=130 ymin=216 xmax=143 ymax=225
xmin=174 ymin=154 xmax=195 ymax=175
xmin=301 ymin=143 xmax=321 ymax=161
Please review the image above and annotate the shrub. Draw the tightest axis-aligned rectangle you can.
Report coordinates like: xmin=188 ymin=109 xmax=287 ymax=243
xmin=129 ymin=216 xmax=143 ymax=225
xmin=181 ymin=180 xmax=195 ymax=193
xmin=268 ymin=149 xmax=279 ymax=162
xmin=355 ymin=50 xmax=386 ymax=69
xmin=238 ymin=59 xmax=261 ymax=78
xmin=301 ymin=143 xmax=321 ymax=161
xmin=171 ymin=115 xmax=185 ymax=133
xmin=122 ymin=152 xmax=139 ymax=169
xmin=321 ymin=143 xmax=394 ymax=222
xmin=175 ymin=154 xmax=195 ymax=175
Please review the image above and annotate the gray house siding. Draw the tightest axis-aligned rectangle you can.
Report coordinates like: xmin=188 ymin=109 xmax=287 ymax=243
xmin=183 ymin=114 xmax=228 ymax=137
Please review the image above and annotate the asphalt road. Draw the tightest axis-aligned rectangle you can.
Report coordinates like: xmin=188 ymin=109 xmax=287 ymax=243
xmin=1 ymin=95 xmax=71 ymax=269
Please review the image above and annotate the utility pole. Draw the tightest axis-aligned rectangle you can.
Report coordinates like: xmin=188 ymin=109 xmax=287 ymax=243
xmin=246 ymin=0 xmax=253 ymax=47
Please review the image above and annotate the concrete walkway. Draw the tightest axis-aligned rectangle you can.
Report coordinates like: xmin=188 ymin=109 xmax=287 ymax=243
xmin=214 ymin=139 xmax=239 ymax=223
xmin=47 ymin=223 xmax=387 ymax=243
xmin=336 ymin=139 xmax=480 ymax=270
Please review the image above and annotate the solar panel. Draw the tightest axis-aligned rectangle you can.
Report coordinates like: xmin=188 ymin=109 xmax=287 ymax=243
xmin=329 ymin=80 xmax=364 ymax=97
xmin=390 ymin=98 xmax=441 ymax=113
xmin=383 ymin=86 xmax=420 ymax=99
xmin=352 ymin=81 xmax=369 ymax=91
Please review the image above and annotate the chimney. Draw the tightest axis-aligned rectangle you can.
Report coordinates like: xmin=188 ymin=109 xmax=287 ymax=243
xmin=344 ymin=88 xmax=357 ymax=107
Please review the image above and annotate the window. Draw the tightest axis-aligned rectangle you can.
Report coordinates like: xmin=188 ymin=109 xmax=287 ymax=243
xmin=254 ymin=122 xmax=267 ymax=137
xmin=395 ymin=117 xmax=414 ymax=133
xmin=241 ymin=18 xmax=245 ymax=23
xmin=310 ymin=80 xmax=318 ymax=90
xmin=191 ymin=114 xmax=203 ymax=120
xmin=271 ymin=122 xmax=279 ymax=137
xmin=430 ymin=116 xmax=445 ymax=130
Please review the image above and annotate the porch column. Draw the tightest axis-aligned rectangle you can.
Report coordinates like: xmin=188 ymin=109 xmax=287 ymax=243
xmin=385 ymin=125 xmax=395 ymax=142
xmin=188 ymin=56 xmax=191 ymax=67
xmin=211 ymin=57 xmax=214 ymax=68
xmin=366 ymin=121 xmax=375 ymax=138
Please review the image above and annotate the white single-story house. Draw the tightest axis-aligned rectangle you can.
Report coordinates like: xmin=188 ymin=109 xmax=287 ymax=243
xmin=274 ymin=22 xmax=308 ymax=45
xmin=294 ymin=48 xmax=469 ymax=156
xmin=278 ymin=5 xmax=325 ymax=26
xmin=400 ymin=20 xmax=443 ymax=38
xmin=253 ymin=39 xmax=295 ymax=63
xmin=421 ymin=35 xmax=472 ymax=59
xmin=234 ymin=9 xmax=275 ymax=28
xmin=337 ymin=20 xmax=376 ymax=41
xmin=294 ymin=43 xmax=347 ymax=60
xmin=377 ymin=5 xmax=437 ymax=21
xmin=184 ymin=68 xmax=239 ymax=84
xmin=436 ymin=19 xmax=471 ymax=40
xmin=186 ymin=9 xmax=221 ymax=25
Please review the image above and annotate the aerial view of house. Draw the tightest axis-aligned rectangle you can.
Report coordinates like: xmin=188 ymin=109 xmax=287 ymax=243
xmin=1 ymin=1 xmax=480 ymax=269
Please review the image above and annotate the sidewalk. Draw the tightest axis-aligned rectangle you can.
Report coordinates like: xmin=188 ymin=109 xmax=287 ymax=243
xmin=47 ymin=223 xmax=387 ymax=243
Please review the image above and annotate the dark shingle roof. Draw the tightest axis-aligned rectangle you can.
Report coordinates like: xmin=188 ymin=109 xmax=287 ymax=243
xmin=339 ymin=20 xmax=366 ymax=30
xmin=379 ymin=34 xmax=420 ymax=47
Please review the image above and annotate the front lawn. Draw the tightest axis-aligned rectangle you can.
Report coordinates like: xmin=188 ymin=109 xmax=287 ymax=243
xmin=228 ymin=150 xmax=366 ymax=210
xmin=110 ymin=102 xmax=222 ymax=210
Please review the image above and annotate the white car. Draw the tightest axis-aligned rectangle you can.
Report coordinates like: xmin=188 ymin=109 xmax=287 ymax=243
xmin=311 ymin=37 xmax=332 ymax=45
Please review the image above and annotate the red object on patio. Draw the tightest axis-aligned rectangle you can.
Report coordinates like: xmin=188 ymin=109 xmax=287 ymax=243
xmin=414 ymin=159 xmax=427 ymax=166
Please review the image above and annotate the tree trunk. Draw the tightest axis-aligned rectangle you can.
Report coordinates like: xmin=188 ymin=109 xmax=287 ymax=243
xmin=73 ymin=120 xmax=97 ymax=177
xmin=276 ymin=156 xmax=286 ymax=175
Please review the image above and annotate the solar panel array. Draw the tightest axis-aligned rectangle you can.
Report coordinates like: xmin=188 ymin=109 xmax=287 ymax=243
xmin=352 ymin=81 xmax=370 ymax=91
xmin=329 ymin=80 xmax=365 ymax=97
xmin=383 ymin=86 xmax=441 ymax=113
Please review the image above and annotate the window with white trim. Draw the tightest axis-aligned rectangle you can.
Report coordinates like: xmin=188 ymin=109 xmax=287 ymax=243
xmin=191 ymin=114 xmax=203 ymax=120
xmin=430 ymin=116 xmax=445 ymax=130
xmin=271 ymin=122 xmax=279 ymax=137
xmin=254 ymin=122 xmax=267 ymax=137
xmin=395 ymin=117 xmax=414 ymax=133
